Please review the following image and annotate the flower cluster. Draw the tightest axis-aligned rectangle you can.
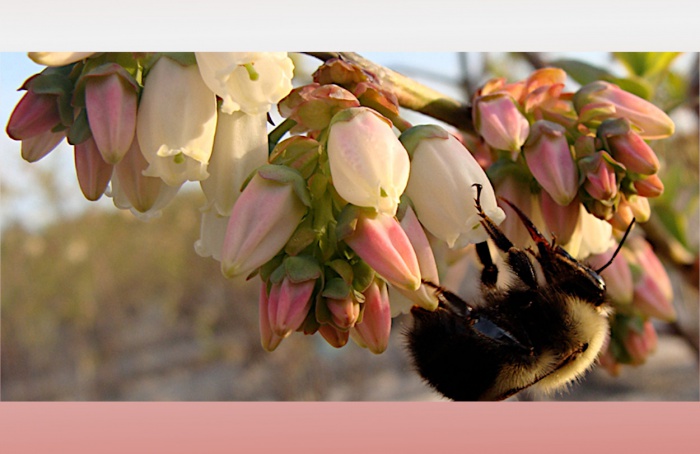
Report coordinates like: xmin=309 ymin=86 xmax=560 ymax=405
xmin=6 ymin=52 xmax=294 ymax=220
xmin=465 ymin=68 xmax=676 ymax=371
xmin=222 ymin=58 xmax=506 ymax=352
xmin=7 ymin=55 xmax=677 ymax=361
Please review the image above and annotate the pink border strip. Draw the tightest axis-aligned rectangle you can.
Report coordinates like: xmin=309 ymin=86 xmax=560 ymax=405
xmin=1 ymin=402 xmax=699 ymax=453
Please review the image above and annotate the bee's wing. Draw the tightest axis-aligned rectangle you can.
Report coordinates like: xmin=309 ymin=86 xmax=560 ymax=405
xmin=472 ymin=315 xmax=533 ymax=354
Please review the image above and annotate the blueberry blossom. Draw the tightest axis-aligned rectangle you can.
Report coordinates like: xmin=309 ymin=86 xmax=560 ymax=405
xmin=136 ymin=56 xmax=217 ymax=186
xmin=326 ymin=107 xmax=410 ymax=216
xmin=401 ymin=125 xmax=505 ymax=248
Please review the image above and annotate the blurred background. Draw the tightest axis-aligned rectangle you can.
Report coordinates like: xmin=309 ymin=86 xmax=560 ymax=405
xmin=1 ymin=52 xmax=698 ymax=401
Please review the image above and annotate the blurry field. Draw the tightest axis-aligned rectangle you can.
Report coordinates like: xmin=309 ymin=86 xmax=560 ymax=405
xmin=1 ymin=188 xmax=697 ymax=401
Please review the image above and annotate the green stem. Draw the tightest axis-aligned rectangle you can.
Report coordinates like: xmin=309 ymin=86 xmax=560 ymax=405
xmin=305 ymin=52 xmax=474 ymax=133
xmin=268 ymin=118 xmax=297 ymax=154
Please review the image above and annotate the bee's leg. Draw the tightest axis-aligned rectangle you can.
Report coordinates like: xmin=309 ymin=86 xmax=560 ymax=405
xmin=421 ymin=280 xmax=473 ymax=317
xmin=475 ymin=241 xmax=498 ymax=288
xmin=473 ymin=184 xmax=538 ymax=289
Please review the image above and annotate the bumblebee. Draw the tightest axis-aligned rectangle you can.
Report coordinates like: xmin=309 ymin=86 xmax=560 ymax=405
xmin=407 ymin=184 xmax=633 ymax=401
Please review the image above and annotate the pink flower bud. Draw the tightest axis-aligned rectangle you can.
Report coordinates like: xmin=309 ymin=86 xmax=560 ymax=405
xmin=318 ymin=324 xmax=349 ymax=348
xmin=586 ymin=245 xmax=634 ymax=305
xmin=351 ymin=280 xmax=392 ymax=354
xmin=326 ymin=295 xmax=361 ymax=330
xmin=20 ymin=128 xmax=66 ymax=162
xmin=327 ymin=107 xmax=409 ymax=215
xmin=473 ymin=93 xmax=530 ymax=152
xmin=6 ymin=88 xmax=62 ymax=140
xmin=268 ymin=278 xmax=315 ymax=337
xmin=539 ymin=190 xmax=580 ymax=246
xmin=633 ymin=174 xmax=664 ymax=198
xmin=610 ymin=195 xmax=650 ymax=231
xmin=393 ymin=206 xmax=440 ymax=311
xmin=84 ymin=64 xmax=138 ymax=164
xmin=221 ymin=172 xmax=308 ymax=278
xmin=623 ymin=320 xmax=658 ymax=365
xmin=523 ymin=120 xmax=579 ymax=206
xmin=344 ymin=211 xmax=421 ymax=291
xmin=278 ymin=83 xmax=360 ymax=133
xmin=112 ymin=137 xmax=179 ymax=213
xmin=582 ymin=151 xmax=618 ymax=201
xmin=259 ymin=283 xmax=284 ymax=352
xmin=574 ymin=81 xmax=674 ymax=140
xmin=74 ymin=137 xmax=113 ymax=201
xmin=599 ymin=119 xmax=660 ymax=175
xmin=495 ymin=170 xmax=535 ymax=248
xmin=628 ymin=237 xmax=675 ymax=322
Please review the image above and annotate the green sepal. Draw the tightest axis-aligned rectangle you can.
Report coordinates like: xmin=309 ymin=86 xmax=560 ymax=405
xmin=161 ymin=52 xmax=197 ymax=67
xmin=259 ymin=254 xmax=285 ymax=283
xmin=73 ymin=61 xmax=140 ymax=108
xmin=351 ymin=260 xmax=375 ymax=293
xmin=321 ymin=277 xmax=351 ymax=300
xmin=335 ymin=204 xmax=366 ymax=241
xmin=284 ymin=217 xmax=317 ymax=257
xmin=578 ymin=103 xmax=617 ymax=125
xmin=298 ymin=297 xmax=321 ymax=335
xmin=399 ymin=124 xmax=450 ymax=159
xmin=66 ymin=108 xmax=92 ymax=145
xmin=284 ymin=255 xmax=322 ymax=283
xmin=257 ymin=164 xmax=312 ymax=208
xmin=269 ymin=262 xmax=287 ymax=285
xmin=314 ymin=291 xmax=333 ymax=325
xmin=327 ymin=259 xmax=354 ymax=285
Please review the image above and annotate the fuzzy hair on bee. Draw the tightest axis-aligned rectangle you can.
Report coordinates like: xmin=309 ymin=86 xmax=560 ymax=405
xmin=406 ymin=184 xmax=635 ymax=401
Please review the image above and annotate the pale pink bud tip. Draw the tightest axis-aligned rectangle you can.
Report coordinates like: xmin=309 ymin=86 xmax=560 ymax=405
xmin=473 ymin=93 xmax=530 ymax=152
xmin=574 ymin=81 xmax=675 ymax=140
xmin=259 ymin=283 xmax=284 ymax=352
xmin=6 ymin=90 xmax=62 ymax=141
xmin=629 ymin=237 xmax=675 ymax=322
xmin=344 ymin=212 xmax=421 ymax=291
xmin=524 ymin=120 xmax=579 ymax=206
xmin=351 ymin=281 xmax=392 ymax=354
xmin=74 ymin=137 xmax=114 ymax=201
xmin=221 ymin=174 xmax=308 ymax=279
xmin=268 ymin=278 xmax=315 ymax=337
xmin=85 ymin=65 xmax=138 ymax=164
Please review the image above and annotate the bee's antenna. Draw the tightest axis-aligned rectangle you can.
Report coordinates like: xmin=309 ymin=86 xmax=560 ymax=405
xmin=595 ymin=218 xmax=636 ymax=274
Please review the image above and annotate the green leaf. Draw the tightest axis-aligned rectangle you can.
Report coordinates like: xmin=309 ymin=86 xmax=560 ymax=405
xmin=613 ymin=52 xmax=681 ymax=78
xmin=550 ymin=59 xmax=611 ymax=86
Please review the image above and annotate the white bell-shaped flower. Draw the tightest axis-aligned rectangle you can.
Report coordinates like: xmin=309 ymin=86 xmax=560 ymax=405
xmin=195 ymin=52 xmax=294 ymax=115
xmin=201 ymin=110 xmax=269 ymax=216
xmin=136 ymin=56 xmax=217 ymax=186
xmin=402 ymin=125 xmax=505 ymax=248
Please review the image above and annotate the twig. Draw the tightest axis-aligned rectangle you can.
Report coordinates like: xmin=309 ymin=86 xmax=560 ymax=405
xmin=305 ymin=52 xmax=474 ymax=132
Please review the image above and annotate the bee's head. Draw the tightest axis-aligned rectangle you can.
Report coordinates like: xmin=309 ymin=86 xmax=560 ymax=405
xmin=498 ymin=198 xmax=635 ymax=307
